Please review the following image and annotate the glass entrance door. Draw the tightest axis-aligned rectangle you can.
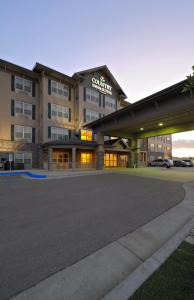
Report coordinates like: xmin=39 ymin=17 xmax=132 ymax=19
xmin=52 ymin=151 xmax=70 ymax=169
xmin=104 ymin=153 xmax=117 ymax=167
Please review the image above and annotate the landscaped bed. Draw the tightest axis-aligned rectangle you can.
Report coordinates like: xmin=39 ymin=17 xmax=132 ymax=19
xmin=130 ymin=241 xmax=194 ymax=300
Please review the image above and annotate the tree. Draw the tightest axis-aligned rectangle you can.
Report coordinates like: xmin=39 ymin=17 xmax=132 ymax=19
xmin=182 ymin=66 xmax=194 ymax=96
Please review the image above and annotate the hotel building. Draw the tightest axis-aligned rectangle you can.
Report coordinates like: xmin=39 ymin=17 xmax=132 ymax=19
xmin=0 ymin=59 xmax=172 ymax=170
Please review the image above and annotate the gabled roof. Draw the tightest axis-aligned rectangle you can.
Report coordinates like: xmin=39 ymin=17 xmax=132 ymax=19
xmin=0 ymin=58 xmax=39 ymax=79
xmin=73 ymin=65 xmax=127 ymax=99
xmin=105 ymin=138 xmax=129 ymax=149
xmin=33 ymin=63 xmax=75 ymax=85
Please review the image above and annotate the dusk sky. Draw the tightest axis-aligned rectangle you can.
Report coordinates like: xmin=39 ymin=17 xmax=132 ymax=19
xmin=1 ymin=0 xmax=194 ymax=157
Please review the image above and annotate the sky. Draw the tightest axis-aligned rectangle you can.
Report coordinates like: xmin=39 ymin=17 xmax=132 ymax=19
xmin=0 ymin=0 xmax=194 ymax=157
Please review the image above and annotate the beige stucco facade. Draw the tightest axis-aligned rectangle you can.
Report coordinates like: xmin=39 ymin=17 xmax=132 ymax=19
xmin=0 ymin=59 xmax=172 ymax=170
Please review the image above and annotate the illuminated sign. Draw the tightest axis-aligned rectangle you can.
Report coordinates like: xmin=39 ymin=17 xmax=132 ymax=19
xmin=91 ymin=76 xmax=112 ymax=95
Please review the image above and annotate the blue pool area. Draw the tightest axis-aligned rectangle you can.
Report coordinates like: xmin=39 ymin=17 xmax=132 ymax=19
xmin=0 ymin=171 xmax=47 ymax=179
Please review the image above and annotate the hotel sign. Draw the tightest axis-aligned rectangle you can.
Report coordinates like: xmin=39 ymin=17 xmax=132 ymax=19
xmin=91 ymin=76 xmax=112 ymax=95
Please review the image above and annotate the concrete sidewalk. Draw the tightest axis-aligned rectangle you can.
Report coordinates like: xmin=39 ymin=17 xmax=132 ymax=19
xmin=11 ymin=181 xmax=194 ymax=300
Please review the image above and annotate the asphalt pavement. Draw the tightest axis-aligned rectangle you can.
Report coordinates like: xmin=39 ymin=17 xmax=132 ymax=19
xmin=0 ymin=173 xmax=184 ymax=300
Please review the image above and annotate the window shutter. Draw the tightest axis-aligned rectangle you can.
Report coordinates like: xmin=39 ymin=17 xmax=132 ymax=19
xmin=69 ymin=108 xmax=71 ymax=122
xmin=48 ymin=126 xmax=51 ymax=138
xmin=32 ymin=81 xmax=36 ymax=97
xmin=103 ymin=95 xmax=105 ymax=108
xmin=48 ymin=103 xmax=51 ymax=119
xmin=99 ymin=113 xmax=102 ymax=119
xmin=48 ymin=79 xmax=51 ymax=95
xmin=84 ymin=87 xmax=86 ymax=101
xmin=11 ymin=75 xmax=15 ymax=91
xmin=69 ymin=130 xmax=71 ymax=140
xmin=32 ymin=128 xmax=35 ymax=143
xmin=92 ymin=132 xmax=95 ymax=141
xmin=11 ymin=99 xmax=15 ymax=116
xmin=115 ymin=100 xmax=117 ymax=110
xmin=69 ymin=87 xmax=71 ymax=101
xmin=99 ymin=94 xmax=101 ymax=106
xmin=83 ymin=108 xmax=86 ymax=122
xmin=32 ymin=105 xmax=36 ymax=120
xmin=11 ymin=125 xmax=14 ymax=141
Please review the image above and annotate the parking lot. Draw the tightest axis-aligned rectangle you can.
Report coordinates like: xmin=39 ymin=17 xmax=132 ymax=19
xmin=0 ymin=172 xmax=186 ymax=299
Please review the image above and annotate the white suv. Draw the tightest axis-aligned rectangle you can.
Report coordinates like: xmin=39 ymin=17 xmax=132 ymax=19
xmin=148 ymin=159 xmax=173 ymax=168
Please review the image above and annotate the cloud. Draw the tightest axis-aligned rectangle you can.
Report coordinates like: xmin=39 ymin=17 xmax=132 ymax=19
xmin=172 ymin=139 xmax=194 ymax=148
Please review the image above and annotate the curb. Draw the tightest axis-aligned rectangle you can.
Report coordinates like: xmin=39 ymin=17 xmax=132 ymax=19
xmin=102 ymin=217 xmax=194 ymax=300
xmin=0 ymin=171 xmax=47 ymax=179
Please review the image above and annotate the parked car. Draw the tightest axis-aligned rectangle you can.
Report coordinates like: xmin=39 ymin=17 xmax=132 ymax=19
xmin=173 ymin=160 xmax=187 ymax=167
xmin=148 ymin=159 xmax=173 ymax=168
xmin=182 ymin=159 xmax=194 ymax=167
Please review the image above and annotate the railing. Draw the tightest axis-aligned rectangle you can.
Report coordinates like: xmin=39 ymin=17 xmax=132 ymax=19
xmin=48 ymin=161 xmax=96 ymax=170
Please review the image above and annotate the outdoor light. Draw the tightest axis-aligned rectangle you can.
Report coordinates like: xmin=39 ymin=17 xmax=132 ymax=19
xmin=159 ymin=123 xmax=163 ymax=126
xmin=140 ymin=127 xmax=144 ymax=131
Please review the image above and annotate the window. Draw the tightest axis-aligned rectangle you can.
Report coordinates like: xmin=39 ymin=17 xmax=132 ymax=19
xmin=86 ymin=88 xmax=99 ymax=106
xmin=51 ymin=127 xmax=69 ymax=141
xmin=81 ymin=130 xmax=93 ymax=141
xmin=14 ymin=152 xmax=32 ymax=167
xmin=105 ymin=95 xmax=116 ymax=110
xmin=150 ymin=143 xmax=155 ymax=150
xmin=51 ymin=104 xmax=69 ymax=120
xmin=81 ymin=153 xmax=93 ymax=164
xmin=51 ymin=80 xmax=69 ymax=98
xmin=15 ymin=76 xmax=32 ymax=96
xmin=85 ymin=109 xmax=99 ymax=122
xmin=52 ymin=152 xmax=69 ymax=163
xmin=15 ymin=101 xmax=33 ymax=119
xmin=158 ymin=144 xmax=162 ymax=151
xmin=14 ymin=125 xmax=32 ymax=142
xmin=104 ymin=153 xmax=117 ymax=167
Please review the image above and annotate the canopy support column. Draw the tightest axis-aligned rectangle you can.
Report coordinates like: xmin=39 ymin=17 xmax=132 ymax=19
xmin=130 ymin=138 xmax=140 ymax=168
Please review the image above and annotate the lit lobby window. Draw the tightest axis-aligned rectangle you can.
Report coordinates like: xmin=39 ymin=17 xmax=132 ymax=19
xmin=104 ymin=153 xmax=117 ymax=167
xmin=81 ymin=130 xmax=93 ymax=141
xmin=81 ymin=153 xmax=93 ymax=164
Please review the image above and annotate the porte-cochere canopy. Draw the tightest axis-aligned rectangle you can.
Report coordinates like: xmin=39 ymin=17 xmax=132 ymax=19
xmin=85 ymin=79 xmax=194 ymax=139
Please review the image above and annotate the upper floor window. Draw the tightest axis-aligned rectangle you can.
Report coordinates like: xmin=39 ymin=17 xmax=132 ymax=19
xmin=81 ymin=130 xmax=93 ymax=141
xmin=85 ymin=109 xmax=100 ymax=122
xmin=51 ymin=80 xmax=69 ymax=98
xmin=85 ymin=88 xmax=99 ymax=106
xmin=14 ymin=125 xmax=32 ymax=142
xmin=105 ymin=95 xmax=116 ymax=110
xmin=15 ymin=101 xmax=33 ymax=119
xmin=15 ymin=76 xmax=32 ymax=96
xmin=51 ymin=127 xmax=69 ymax=141
xmin=51 ymin=104 xmax=69 ymax=120
xmin=150 ymin=143 xmax=155 ymax=150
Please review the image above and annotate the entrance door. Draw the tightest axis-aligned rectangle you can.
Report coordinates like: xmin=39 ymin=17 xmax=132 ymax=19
xmin=119 ymin=154 xmax=128 ymax=167
xmin=52 ymin=152 xmax=70 ymax=169
xmin=140 ymin=151 xmax=147 ymax=167
xmin=80 ymin=152 xmax=93 ymax=168
xmin=104 ymin=153 xmax=117 ymax=167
